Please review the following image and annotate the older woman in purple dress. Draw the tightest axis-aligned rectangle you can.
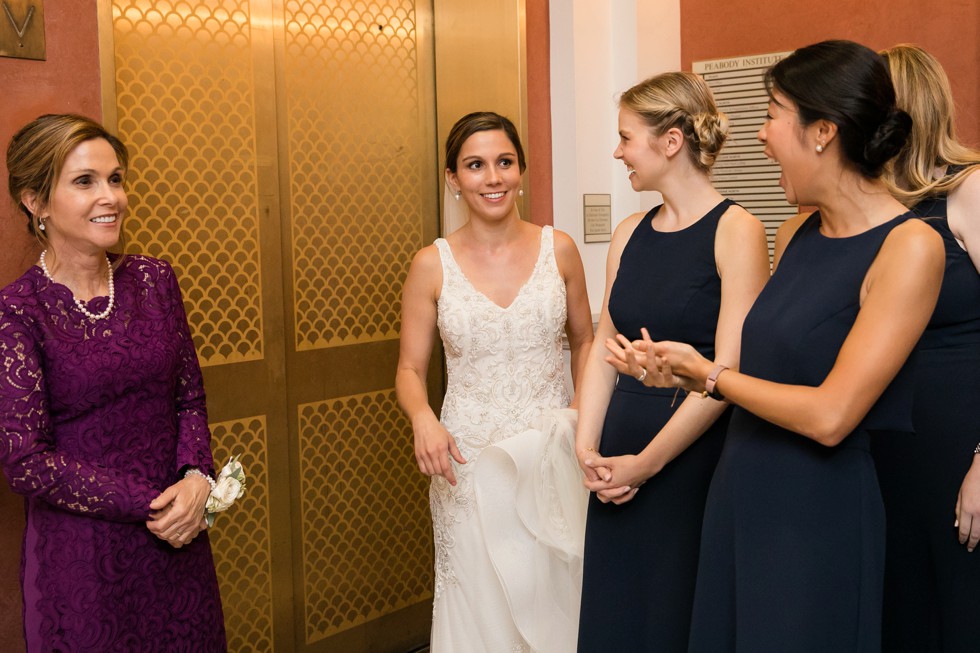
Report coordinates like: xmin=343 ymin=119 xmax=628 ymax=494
xmin=0 ymin=114 xmax=225 ymax=651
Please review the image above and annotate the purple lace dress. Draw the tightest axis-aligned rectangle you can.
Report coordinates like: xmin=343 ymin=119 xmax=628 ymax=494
xmin=0 ymin=255 xmax=226 ymax=653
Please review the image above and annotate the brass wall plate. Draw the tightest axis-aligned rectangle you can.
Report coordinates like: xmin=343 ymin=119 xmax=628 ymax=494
xmin=583 ymin=194 xmax=612 ymax=243
xmin=0 ymin=0 xmax=45 ymax=61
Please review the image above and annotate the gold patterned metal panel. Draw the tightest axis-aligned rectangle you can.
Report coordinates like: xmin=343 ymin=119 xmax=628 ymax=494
xmin=112 ymin=0 xmax=264 ymax=365
xmin=284 ymin=1 xmax=424 ymax=350
xmin=433 ymin=0 xmax=529 ymax=225
xmin=209 ymin=416 xmax=275 ymax=653
xmin=298 ymin=390 xmax=432 ymax=644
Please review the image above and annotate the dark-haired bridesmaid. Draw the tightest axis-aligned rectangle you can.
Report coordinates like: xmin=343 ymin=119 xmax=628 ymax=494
xmin=634 ymin=40 xmax=945 ymax=651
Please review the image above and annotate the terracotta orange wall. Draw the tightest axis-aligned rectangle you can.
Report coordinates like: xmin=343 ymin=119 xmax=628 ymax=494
xmin=0 ymin=3 xmax=102 ymax=651
xmin=680 ymin=0 xmax=979 ymax=147
xmin=527 ymin=0 xmax=553 ymax=226
xmin=1 ymin=1 xmax=102 ymax=287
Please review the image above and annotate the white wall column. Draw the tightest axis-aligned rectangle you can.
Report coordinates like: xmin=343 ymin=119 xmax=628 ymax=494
xmin=550 ymin=0 xmax=681 ymax=314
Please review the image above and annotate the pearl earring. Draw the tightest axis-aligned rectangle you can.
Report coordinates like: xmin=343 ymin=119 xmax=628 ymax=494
xmin=38 ymin=218 xmax=46 ymax=231
xmin=815 ymin=144 xmax=824 ymax=153
xmin=453 ymin=190 xmax=461 ymax=200
xmin=518 ymin=189 xmax=524 ymax=197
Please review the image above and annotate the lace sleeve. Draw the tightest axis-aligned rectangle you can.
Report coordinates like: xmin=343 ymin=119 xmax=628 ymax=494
xmin=163 ymin=262 xmax=216 ymax=477
xmin=0 ymin=304 xmax=159 ymax=521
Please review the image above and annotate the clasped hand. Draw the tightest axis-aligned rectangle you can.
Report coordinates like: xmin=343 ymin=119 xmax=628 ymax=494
xmin=146 ymin=474 xmax=211 ymax=549
xmin=582 ymin=328 xmax=715 ymax=506
xmin=604 ymin=327 xmax=711 ymax=394
xmin=578 ymin=448 xmax=647 ymax=505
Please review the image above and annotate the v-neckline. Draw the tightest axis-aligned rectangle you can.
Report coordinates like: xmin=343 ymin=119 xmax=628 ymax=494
xmin=441 ymin=229 xmax=546 ymax=311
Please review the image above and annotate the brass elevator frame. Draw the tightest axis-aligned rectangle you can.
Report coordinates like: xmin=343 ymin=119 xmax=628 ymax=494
xmin=97 ymin=1 xmax=530 ymax=652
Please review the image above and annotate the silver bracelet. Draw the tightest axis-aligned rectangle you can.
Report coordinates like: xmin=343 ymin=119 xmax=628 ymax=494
xmin=184 ymin=467 xmax=217 ymax=492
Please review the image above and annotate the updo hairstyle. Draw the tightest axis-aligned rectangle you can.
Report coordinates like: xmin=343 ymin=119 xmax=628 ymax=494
xmin=445 ymin=111 xmax=527 ymax=174
xmin=618 ymin=71 xmax=730 ymax=172
xmin=765 ymin=40 xmax=911 ymax=179
xmin=7 ymin=114 xmax=128 ymax=242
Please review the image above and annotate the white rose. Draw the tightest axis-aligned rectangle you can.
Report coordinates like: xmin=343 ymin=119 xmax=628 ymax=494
xmin=217 ymin=457 xmax=244 ymax=482
xmin=206 ymin=476 xmax=243 ymax=513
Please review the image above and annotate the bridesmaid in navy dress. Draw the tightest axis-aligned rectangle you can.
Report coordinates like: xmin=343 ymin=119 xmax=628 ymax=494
xmin=575 ymin=72 xmax=769 ymax=652
xmin=635 ymin=41 xmax=945 ymax=652
xmin=873 ymin=44 xmax=980 ymax=652
xmin=1 ymin=115 xmax=225 ymax=652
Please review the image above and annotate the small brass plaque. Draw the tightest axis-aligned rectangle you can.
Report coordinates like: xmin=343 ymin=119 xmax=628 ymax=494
xmin=0 ymin=0 xmax=45 ymax=61
xmin=584 ymin=194 xmax=612 ymax=243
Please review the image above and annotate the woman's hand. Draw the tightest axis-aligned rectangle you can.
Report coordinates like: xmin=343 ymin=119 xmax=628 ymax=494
xmin=148 ymin=506 xmax=208 ymax=549
xmin=581 ymin=451 xmax=650 ymax=505
xmin=595 ymin=485 xmax=639 ymax=505
xmin=634 ymin=335 xmax=713 ymax=393
xmin=607 ymin=328 xmax=700 ymax=390
xmin=604 ymin=334 xmax=650 ymax=381
xmin=147 ymin=475 xmax=211 ymax=548
xmin=413 ymin=412 xmax=467 ymax=486
xmin=147 ymin=474 xmax=212 ymax=548
xmin=576 ymin=446 xmax=611 ymax=486
xmin=955 ymin=457 xmax=980 ymax=552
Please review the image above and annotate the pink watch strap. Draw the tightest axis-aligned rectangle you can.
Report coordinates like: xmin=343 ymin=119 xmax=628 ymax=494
xmin=705 ymin=364 xmax=729 ymax=396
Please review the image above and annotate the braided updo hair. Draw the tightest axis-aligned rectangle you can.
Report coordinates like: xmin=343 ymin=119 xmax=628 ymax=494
xmin=765 ymin=40 xmax=911 ymax=179
xmin=619 ymin=71 xmax=729 ymax=172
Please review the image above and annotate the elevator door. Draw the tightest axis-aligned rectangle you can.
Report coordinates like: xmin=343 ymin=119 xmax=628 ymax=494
xmin=103 ymin=1 xmax=441 ymax=650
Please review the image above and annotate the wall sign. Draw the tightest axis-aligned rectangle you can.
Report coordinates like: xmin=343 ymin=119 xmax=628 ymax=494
xmin=694 ymin=52 xmax=795 ymax=256
xmin=583 ymin=194 xmax=611 ymax=243
xmin=0 ymin=0 xmax=45 ymax=61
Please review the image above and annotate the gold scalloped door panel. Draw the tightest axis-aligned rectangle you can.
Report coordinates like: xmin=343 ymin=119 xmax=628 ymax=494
xmin=112 ymin=0 xmax=263 ymax=367
xmin=284 ymin=0 xmax=423 ymax=350
xmin=105 ymin=1 xmax=438 ymax=652
xmin=298 ymin=391 xmax=431 ymax=644
xmin=209 ymin=417 xmax=275 ymax=653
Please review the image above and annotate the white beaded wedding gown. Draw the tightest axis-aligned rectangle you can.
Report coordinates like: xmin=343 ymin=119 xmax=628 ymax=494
xmin=429 ymin=226 xmax=587 ymax=653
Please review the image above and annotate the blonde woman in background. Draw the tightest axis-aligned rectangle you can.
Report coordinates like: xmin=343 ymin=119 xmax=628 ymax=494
xmin=575 ymin=72 xmax=769 ymax=652
xmin=872 ymin=44 xmax=980 ymax=653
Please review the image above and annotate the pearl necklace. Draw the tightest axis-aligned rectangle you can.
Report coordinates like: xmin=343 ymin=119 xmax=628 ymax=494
xmin=39 ymin=250 xmax=115 ymax=321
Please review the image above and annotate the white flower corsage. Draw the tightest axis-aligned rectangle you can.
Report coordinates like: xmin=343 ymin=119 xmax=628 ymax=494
xmin=204 ymin=455 xmax=247 ymax=527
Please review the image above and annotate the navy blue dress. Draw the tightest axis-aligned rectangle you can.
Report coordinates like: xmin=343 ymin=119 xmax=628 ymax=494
xmin=689 ymin=211 xmax=916 ymax=653
xmin=872 ymin=172 xmax=980 ymax=653
xmin=577 ymin=200 xmax=733 ymax=653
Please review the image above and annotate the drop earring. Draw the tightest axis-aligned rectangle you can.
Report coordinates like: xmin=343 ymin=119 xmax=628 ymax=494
xmin=518 ymin=189 xmax=524 ymax=197
xmin=453 ymin=190 xmax=461 ymax=200
xmin=38 ymin=217 xmax=46 ymax=231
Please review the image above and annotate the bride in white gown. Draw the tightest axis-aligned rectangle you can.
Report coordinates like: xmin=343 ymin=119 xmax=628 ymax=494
xmin=396 ymin=112 xmax=594 ymax=652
